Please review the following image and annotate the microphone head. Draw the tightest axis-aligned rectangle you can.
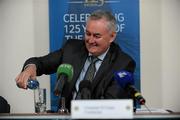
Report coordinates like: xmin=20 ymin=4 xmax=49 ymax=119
xmin=79 ymin=80 xmax=92 ymax=92
xmin=57 ymin=64 xmax=73 ymax=81
xmin=114 ymin=70 xmax=134 ymax=88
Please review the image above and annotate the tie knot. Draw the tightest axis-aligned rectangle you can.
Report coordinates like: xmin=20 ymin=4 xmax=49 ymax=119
xmin=90 ymin=56 xmax=99 ymax=63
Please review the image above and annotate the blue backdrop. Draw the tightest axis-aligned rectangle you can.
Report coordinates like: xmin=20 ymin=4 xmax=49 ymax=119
xmin=49 ymin=0 xmax=140 ymax=111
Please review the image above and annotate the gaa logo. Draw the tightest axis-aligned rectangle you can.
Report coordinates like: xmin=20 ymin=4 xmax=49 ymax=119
xmin=84 ymin=0 xmax=105 ymax=6
xmin=68 ymin=0 xmax=120 ymax=7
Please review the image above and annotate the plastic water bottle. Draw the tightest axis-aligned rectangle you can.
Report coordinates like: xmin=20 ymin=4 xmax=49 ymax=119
xmin=27 ymin=79 xmax=39 ymax=89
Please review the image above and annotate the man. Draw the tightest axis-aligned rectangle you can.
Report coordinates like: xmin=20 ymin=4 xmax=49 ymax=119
xmin=0 ymin=96 xmax=10 ymax=113
xmin=16 ymin=10 xmax=135 ymax=111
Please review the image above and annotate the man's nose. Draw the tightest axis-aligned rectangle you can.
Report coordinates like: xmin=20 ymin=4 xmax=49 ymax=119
xmin=88 ymin=36 xmax=95 ymax=43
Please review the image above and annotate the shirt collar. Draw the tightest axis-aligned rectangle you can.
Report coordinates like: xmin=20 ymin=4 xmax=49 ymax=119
xmin=88 ymin=47 xmax=109 ymax=61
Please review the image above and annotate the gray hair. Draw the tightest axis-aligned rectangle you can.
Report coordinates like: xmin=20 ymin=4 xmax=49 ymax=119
xmin=87 ymin=10 xmax=117 ymax=32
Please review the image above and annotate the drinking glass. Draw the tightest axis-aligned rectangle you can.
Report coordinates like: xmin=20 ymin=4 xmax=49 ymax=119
xmin=34 ymin=88 xmax=46 ymax=113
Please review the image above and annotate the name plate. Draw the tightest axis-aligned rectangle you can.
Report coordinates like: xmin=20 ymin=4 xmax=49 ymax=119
xmin=71 ymin=99 xmax=133 ymax=119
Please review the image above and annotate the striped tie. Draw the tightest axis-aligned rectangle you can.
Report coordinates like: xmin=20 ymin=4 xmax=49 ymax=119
xmin=83 ymin=56 xmax=99 ymax=81
xmin=75 ymin=56 xmax=99 ymax=99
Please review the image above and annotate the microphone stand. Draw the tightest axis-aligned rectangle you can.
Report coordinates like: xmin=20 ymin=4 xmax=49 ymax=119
xmin=58 ymin=97 xmax=69 ymax=114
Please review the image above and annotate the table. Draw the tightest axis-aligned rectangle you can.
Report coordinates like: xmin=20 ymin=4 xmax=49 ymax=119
xmin=0 ymin=113 xmax=180 ymax=119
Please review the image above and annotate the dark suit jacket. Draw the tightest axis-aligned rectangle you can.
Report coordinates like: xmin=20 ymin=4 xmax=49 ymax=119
xmin=23 ymin=39 xmax=135 ymax=111
xmin=0 ymin=96 xmax=10 ymax=113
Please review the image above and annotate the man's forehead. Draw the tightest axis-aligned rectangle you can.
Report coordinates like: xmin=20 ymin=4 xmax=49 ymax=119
xmin=85 ymin=29 xmax=101 ymax=35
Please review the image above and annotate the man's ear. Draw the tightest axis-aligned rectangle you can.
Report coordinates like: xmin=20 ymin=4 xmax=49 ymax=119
xmin=110 ymin=32 xmax=117 ymax=43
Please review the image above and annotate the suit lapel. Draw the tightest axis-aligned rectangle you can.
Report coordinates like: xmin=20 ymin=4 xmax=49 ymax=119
xmin=69 ymin=46 xmax=88 ymax=93
xmin=91 ymin=43 xmax=119 ymax=94
xmin=72 ymin=52 xmax=88 ymax=84
xmin=91 ymin=49 xmax=114 ymax=91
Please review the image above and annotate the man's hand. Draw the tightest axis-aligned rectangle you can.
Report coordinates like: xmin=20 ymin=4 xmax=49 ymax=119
xmin=15 ymin=64 xmax=37 ymax=89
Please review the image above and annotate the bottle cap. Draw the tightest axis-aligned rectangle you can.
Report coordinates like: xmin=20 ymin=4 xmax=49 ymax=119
xmin=27 ymin=79 xmax=39 ymax=89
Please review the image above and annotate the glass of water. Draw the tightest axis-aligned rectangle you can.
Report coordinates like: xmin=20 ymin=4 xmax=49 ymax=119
xmin=34 ymin=88 xmax=46 ymax=113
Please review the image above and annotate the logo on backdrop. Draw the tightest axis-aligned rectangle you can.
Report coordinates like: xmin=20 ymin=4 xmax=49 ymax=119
xmin=68 ymin=0 xmax=121 ymax=7
xmin=84 ymin=0 xmax=105 ymax=6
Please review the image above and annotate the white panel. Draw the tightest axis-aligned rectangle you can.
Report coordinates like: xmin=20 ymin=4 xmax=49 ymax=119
xmin=0 ymin=0 xmax=50 ymax=113
xmin=0 ymin=0 xmax=35 ymax=113
xmin=161 ymin=0 xmax=180 ymax=112
xmin=140 ymin=0 xmax=163 ymax=108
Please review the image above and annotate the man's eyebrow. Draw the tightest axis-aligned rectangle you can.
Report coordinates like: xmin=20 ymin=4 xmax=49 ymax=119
xmin=93 ymin=33 xmax=101 ymax=36
xmin=85 ymin=30 xmax=101 ymax=36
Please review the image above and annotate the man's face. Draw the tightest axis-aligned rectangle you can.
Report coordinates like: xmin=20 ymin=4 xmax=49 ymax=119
xmin=85 ymin=18 xmax=116 ymax=56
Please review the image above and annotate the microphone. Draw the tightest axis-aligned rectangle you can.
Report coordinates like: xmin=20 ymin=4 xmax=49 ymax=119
xmin=114 ymin=70 xmax=146 ymax=105
xmin=54 ymin=64 xmax=73 ymax=96
xmin=79 ymin=80 xmax=92 ymax=99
